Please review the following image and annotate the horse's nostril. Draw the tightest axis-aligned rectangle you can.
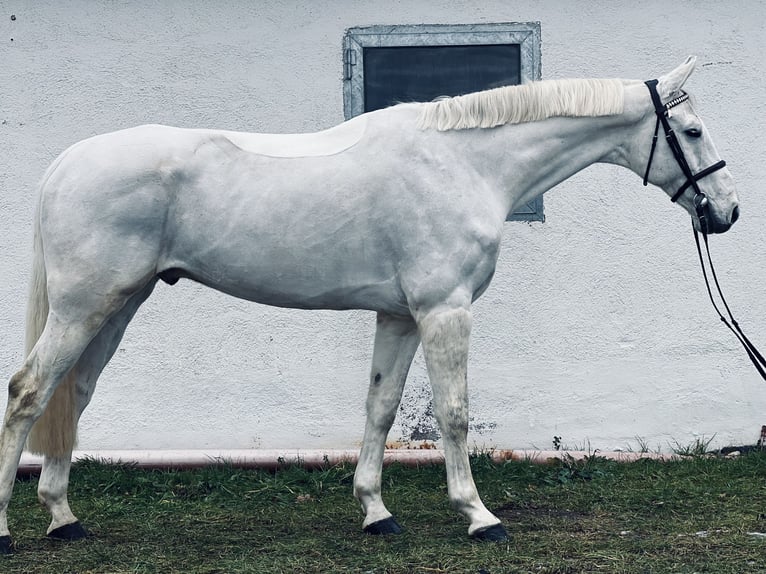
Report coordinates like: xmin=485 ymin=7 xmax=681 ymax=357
xmin=731 ymin=205 xmax=740 ymax=224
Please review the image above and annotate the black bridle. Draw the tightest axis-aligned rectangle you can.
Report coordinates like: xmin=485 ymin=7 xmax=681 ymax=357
xmin=642 ymin=79 xmax=727 ymax=216
xmin=642 ymin=79 xmax=766 ymax=381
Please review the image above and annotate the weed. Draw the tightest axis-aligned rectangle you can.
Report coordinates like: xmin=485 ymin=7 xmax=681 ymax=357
xmin=631 ymin=435 xmax=653 ymax=454
xmin=671 ymin=434 xmax=717 ymax=456
xmin=544 ymin=454 xmax=611 ymax=485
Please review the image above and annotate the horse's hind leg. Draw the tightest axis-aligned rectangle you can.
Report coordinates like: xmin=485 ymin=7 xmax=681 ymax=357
xmin=0 ymin=311 xmax=112 ymax=552
xmin=354 ymin=313 xmax=420 ymax=534
xmin=0 ymin=279 xmax=152 ymax=552
xmin=36 ymin=282 xmax=156 ymax=539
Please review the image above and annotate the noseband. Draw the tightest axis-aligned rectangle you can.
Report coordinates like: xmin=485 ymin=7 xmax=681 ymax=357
xmin=641 ymin=79 xmax=766 ymax=382
xmin=642 ymin=79 xmax=726 ymax=230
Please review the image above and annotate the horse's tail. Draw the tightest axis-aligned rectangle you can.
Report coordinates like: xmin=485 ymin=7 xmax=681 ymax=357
xmin=25 ymin=190 xmax=78 ymax=457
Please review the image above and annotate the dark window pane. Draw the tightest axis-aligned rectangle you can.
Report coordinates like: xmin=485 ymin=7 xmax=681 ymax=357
xmin=363 ymin=45 xmax=521 ymax=112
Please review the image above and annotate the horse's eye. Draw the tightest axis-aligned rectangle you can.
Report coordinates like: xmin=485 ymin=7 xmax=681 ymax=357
xmin=685 ymin=127 xmax=702 ymax=138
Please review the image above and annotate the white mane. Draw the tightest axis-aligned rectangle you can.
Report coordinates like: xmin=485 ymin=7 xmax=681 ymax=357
xmin=416 ymin=78 xmax=625 ymax=131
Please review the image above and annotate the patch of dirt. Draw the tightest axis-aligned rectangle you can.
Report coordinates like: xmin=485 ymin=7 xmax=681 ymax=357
xmin=494 ymin=503 xmax=605 ymax=534
xmin=495 ymin=503 xmax=589 ymax=522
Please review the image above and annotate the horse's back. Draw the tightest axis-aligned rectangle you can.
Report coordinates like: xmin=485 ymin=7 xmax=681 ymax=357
xmin=49 ymin=110 xmax=370 ymax=173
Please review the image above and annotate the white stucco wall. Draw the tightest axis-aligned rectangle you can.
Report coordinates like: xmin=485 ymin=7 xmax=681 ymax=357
xmin=2 ymin=1 xmax=764 ymax=454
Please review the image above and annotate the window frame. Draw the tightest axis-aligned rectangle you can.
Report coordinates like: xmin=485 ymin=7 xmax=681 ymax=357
xmin=342 ymin=22 xmax=543 ymax=222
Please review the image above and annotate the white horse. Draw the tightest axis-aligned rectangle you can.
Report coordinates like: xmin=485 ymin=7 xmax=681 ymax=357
xmin=0 ymin=57 xmax=738 ymax=551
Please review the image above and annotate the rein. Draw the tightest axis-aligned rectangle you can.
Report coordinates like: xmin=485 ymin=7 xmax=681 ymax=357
xmin=643 ymin=79 xmax=766 ymax=381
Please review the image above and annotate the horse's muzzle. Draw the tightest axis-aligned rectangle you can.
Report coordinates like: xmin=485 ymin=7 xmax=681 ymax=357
xmin=695 ymin=194 xmax=739 ymax=234
xmin=701 ymin=203 xmax=739 ymax=234
xmin=731 ymin=205 xmax=740 ymax=224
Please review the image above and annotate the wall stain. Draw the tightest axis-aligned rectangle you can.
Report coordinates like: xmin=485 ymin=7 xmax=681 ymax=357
xmin=396 ymin=379 xmax=497 ymax=444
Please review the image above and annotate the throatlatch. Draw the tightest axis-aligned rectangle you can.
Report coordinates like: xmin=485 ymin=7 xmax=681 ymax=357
xmin=643 ymin=79 xmax=766 ymax=381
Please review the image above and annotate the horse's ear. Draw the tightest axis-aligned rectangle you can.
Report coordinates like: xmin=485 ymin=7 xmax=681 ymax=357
xmin=657 ymin=56 xmax=697 ymax=99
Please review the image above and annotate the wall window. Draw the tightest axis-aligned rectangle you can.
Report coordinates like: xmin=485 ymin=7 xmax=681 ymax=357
xmin=343 ymin=23 xmax=543 ymax=222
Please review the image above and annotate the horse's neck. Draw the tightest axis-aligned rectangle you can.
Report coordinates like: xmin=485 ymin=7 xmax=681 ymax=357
xmin=464 ymin=110 xmax=638 ymax=217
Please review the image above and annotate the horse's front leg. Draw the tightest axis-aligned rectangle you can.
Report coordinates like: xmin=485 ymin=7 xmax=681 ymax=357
xmin=418 ymin=306 xmax=508 ymax=541
xmin=354 ymin=312 xmax=420 ymax=534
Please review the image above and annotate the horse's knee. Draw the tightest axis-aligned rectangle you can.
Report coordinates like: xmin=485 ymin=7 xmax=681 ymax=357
xmin=418 ymin=307 xmax=473 ymax=380
xmin=364 ymin=398 xmax=399 ymax=430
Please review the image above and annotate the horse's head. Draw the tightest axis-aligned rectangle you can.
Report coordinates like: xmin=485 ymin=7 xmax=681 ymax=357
xmin=635 ymin=57 xmax=739 ymax=234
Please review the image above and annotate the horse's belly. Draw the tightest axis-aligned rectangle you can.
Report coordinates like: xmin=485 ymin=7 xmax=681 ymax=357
xmin=154 ymin=140 xmax=418 ymax=312
xmin=161 ymin=204 xmax=409 ymax=313
xmin=229 ymin=275 xmax=406 ymax=313
xmin=163 ymin=255 xmax=408 ymax=314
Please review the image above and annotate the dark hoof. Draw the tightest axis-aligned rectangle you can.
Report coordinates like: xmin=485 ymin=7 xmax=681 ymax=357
xmin=0 ymin=535 xmax=13 ymax=555
xmin=48 ymin=521 xmax=88 ymax=541
xmin=364 ymin=516 xmax=403 ymax=535
xmin=471 ymin=523 xmax=509 ymax=542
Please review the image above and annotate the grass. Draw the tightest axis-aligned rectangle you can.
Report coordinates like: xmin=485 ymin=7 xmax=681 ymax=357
xmin=3 ymin=452 xmax=766 ymax=573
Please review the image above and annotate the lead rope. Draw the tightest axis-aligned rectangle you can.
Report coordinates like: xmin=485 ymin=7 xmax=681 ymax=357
xmin=642 ymin=79 xmax=765 ymax=380
xmin=693 ymin=226 xmax=766 ymax=380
